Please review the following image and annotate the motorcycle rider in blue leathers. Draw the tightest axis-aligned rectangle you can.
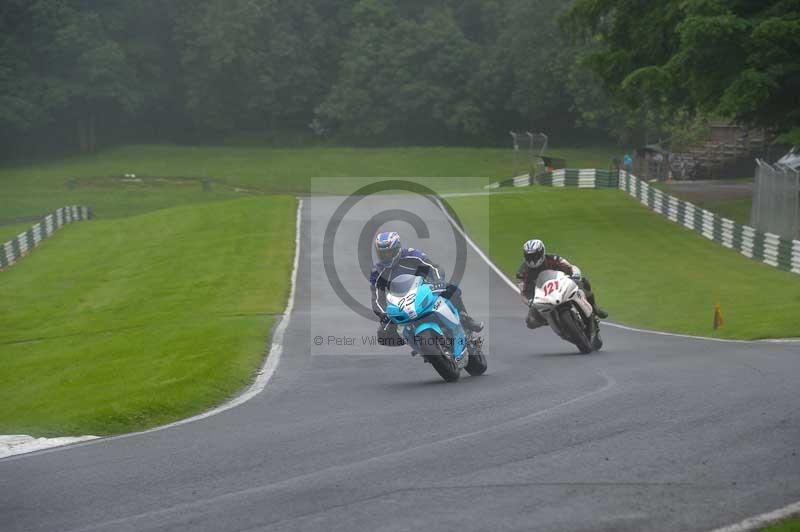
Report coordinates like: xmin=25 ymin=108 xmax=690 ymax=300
xmin=370 ymin=231 xmax=483 ymax=344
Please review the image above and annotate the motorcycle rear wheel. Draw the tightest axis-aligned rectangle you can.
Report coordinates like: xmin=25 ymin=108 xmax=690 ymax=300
xmin=465 ymin=339 xmax=488 ymax=376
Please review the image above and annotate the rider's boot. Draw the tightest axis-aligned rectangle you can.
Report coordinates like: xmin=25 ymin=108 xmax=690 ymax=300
xmin=449 ymin=290 xmax=484 ymax=332
xmin=461 ymin=311 xmax=484 ymax=333
xmin=583 ymin=280 xmax=608 ymax=319
xmin=585 ymin=291 xmax=608 ymax=319
xmin=591 ymin=315 xmax=603 ymax=350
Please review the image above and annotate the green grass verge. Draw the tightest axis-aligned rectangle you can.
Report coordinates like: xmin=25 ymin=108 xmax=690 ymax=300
xmin=760 ymin=517 xmax=800 ymax=532
xmin=701 ymin=197 xmax=752 ymax=225
xmin=0 ymin=222 xmax=36 ymax=244
xmin=653 ymin=179 xmax=753 ymax=225
xmin=0 ymin=196 xmax=296 ymax=436
xmin=0 ymin=144 xmax=621 ymax=220
xmin=447 ymin=187 xmax=800 ymax=340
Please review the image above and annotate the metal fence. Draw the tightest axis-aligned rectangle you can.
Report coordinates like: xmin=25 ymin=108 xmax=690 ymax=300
xmin=752 ymin=160 xmax=800 ymax=240
xmin=1 ymin=205 xmax=92 ymax=270
xmin=509 ymin=131 xmax=548 ymax=178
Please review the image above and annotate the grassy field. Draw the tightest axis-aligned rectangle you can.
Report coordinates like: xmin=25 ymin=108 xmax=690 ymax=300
xmin=760 ymin=517 xmax=800 ymax=532
xmin=700 ymin=197 xmax=752 ymax=225
xmin=0 ymin=144 xmax=620 ymax=220
xmin=0 ymin=196 xmax=296 ymax=436
xmin=0 ymin=222 xmax=36 ymax=244
xmin=653 ymin=179 xmax=753 ymax=225
xmin=448 ymin=186 xmax=800 ymax=340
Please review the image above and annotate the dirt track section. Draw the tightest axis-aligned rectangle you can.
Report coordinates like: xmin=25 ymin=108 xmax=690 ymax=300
xmin=1 ymin=194 xmax=798 ymax=532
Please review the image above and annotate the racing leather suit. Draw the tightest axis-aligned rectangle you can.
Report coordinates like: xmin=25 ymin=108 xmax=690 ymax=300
xmin=370 ymin=248 xmax=479 ymax=344
xmin=516 ymin=254 xmax=599 ymax=329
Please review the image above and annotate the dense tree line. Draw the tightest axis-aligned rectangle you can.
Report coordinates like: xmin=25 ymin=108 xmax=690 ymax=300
xmin=0 ymin=0 xmax=619 ymax=157
xmin=1 ymin=0 xmax=797 ymax=158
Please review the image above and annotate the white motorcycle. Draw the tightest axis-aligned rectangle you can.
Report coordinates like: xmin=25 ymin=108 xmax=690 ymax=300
xmin=530 ymin=270 xmax=602 ymax=354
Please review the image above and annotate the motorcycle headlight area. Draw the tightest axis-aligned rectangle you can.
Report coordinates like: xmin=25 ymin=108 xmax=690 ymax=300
xmin=420 ymin=293 xmax=433 ymax=309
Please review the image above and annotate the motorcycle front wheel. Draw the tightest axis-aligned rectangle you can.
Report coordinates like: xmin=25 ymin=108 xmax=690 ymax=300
xmin=558 ymin=307 xmax=593 ymax=354
xmin=418 ymin=329 xmax=460 ymax=382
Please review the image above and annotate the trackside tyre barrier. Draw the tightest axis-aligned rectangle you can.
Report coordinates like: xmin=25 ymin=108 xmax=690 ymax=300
xmin=488 ymin=170 xmax=800 ymax=275
xmin=0 ymin=206 xmax=92 ymax=271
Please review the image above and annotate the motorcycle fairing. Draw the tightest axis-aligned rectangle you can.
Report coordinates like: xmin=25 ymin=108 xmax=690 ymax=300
xmin=387 ymin=275 xmax=467 ymax=360
xmin=532 ymin=270 xmax=593 ymax=318
xmin=386 ymin=277 xmax=437 ymax=324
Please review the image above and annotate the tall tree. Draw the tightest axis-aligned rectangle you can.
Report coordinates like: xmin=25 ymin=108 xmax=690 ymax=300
xmin=320 ymin=0 xmax=619 ymax=143
xmin=174 ymin=0 xmax=352 ymax=134
xmin=0 ymin=0 xmax=156 ymax=153
xmin=316 ymin=0 xmax=483 ymax=141
xmin=476 ymin=0 xmax=617 ymax=138
xmin=0 ymin=0 xmax=627 ymax=155
xmin=0 ymin=1 xmax=48 ymax=137
xmin=562 ymin=0 xmax=800 ymax=141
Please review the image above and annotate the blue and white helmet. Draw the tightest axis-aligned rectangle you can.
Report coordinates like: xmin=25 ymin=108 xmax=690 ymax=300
xmin=523 ymin=239 xmax=545 ymax=267
xmin=375 ymin=231 xmax=402 ymax=267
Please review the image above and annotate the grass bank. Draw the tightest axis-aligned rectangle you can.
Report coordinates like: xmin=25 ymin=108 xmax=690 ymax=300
xmin=697 ymin=197 xmax=752 ymax=225
xmin=761 ymin=517 xmax=800 ymax=532
xmin=0 ymin=196 xmax=296 ymax=436
xmin=0 ymin=222 xmax=37 ymax=244
xmin=448 ymin=187 xmax=800 ymax=340
xmin=654 ymin=179 xmax=753 ymax=225
xmin=0 ymin=144 xmax=620 ymax=220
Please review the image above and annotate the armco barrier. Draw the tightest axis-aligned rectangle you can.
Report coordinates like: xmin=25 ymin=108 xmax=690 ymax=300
xmin=488 ymin=170 xmax=800 ymax=275
xmin=1 ymin=206 xmax=92 ymax=270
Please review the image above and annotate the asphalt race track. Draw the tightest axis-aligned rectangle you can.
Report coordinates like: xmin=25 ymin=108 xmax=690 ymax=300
xmin=2 ymin=194 xmax=799 ymax=532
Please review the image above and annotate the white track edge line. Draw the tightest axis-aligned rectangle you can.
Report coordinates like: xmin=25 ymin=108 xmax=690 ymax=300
xmin=707 ymin=501 xmax=800 ymax=532
xmin=0 ymin=198 xmax=304 ymax=462
xmin=434 ymin=197 xmax=800 ymax=346
xmin=435 ymin=197 xmax=520 ymax=294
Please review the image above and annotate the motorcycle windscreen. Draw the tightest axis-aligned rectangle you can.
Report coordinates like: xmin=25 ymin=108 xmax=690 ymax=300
xmin=534 ymin=269 xmax=562 ymax=287
xmin=388 ymin=274 xmax=420 ymax=297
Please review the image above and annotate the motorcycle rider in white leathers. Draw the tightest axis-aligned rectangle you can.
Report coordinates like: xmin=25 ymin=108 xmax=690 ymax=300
xmin=516 ymin=239 xmax=608 ymax=329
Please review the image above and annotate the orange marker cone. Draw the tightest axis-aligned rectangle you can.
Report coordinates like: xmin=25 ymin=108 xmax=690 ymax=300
xmin=713 ymin=304 xmax=724 ymax=330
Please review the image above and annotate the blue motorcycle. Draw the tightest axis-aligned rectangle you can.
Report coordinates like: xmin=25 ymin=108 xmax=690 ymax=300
xmin=385 ymin=274 xmax=487 ymax=382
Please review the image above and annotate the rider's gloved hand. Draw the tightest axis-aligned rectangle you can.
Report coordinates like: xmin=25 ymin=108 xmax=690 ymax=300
xmin=430 ymin=281 xmax=447 ymax=293
xmin=378 ymin=312 xmax=390 ymax=325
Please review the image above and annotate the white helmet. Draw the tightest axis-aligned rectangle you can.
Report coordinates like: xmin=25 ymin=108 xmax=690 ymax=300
xmin=523 ymin=239 xmax=545 ymax=268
